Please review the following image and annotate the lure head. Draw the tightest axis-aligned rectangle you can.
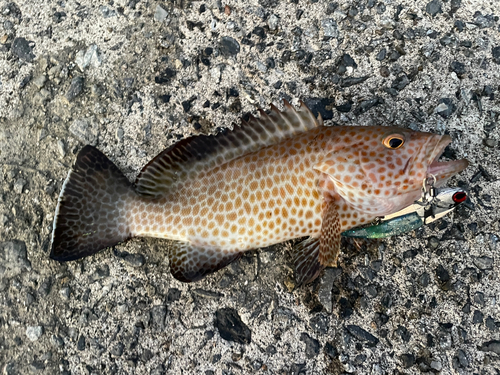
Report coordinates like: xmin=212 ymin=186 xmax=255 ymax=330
xmin=319 ymin=126 xmax=469 ymax=216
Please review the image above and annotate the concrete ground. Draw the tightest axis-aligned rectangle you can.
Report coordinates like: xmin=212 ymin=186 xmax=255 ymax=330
xmin=0 ymin=0 xmax=499 ymax=374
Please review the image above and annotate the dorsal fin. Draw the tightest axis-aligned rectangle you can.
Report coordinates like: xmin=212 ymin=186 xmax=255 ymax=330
xmin=135 ymin=100 xmax=323 ymax=197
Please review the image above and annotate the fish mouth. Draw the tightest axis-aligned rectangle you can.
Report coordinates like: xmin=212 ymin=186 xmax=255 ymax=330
xmin=427 ymin=135 xmax=469 ymax=183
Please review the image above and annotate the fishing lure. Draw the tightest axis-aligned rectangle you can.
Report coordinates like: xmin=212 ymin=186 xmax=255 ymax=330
xmin=342 ymin=181 xmax=467 ymax=239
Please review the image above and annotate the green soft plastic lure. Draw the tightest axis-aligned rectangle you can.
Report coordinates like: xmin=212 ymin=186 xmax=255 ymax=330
xmin=342 ymin=187 xmax=467 ymax=239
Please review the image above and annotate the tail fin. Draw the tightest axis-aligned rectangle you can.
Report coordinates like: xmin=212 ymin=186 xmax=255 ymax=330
xmin=50 ymin=145 xmax=136 ymax=261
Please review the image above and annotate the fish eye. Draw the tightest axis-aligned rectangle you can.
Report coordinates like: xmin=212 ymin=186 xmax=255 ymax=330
xmin=383 ymin=134 xmax=405 ymax=149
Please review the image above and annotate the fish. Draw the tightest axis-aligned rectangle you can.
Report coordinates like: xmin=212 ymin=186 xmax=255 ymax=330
xmin=49 ymin=101 xmax=469 ymax=284
xmin=341 ymin=187 xmax=467 ymax=238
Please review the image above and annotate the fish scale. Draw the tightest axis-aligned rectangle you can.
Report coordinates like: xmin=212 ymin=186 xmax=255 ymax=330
xmin=50 ymin=101 xmax=468 ymax=285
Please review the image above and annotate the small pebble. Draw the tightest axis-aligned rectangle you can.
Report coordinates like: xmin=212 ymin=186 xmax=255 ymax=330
xmin=12 ymin=37 xmax=35 ymax=61
xmin=26 ymin=326 xmax=44 ymax=341
xmin=124 ymin=253 xmax=145 ymax=267
xmin=33 ymin=75 xmax=47 ymax=89
xmin=13 ymin=178 xmax=26 ymax=194
xmin=426 ymin=0 xmax=442 ymax=17
xmin=65 ymin=76 xmax=84 ymax=102
xmin=300 ymin=333 xmax=320 ymax=358
xmin=57 ymin=140 xmax=66 ymax=157
xmin=219 ymin=37 xmax=240 ymax=57
xmin=154 ymin=5 xmax=168 ymax=22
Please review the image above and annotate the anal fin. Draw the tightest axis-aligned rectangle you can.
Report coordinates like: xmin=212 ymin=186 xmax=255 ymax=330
xmin=293 ymin=237 xmax=323 ymax=286
xmin=169 ymin=242 xmax=242 ymax=282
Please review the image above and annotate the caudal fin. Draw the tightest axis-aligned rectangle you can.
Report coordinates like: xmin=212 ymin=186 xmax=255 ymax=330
xmin=50 ymin=145 xmax=136 ymax=261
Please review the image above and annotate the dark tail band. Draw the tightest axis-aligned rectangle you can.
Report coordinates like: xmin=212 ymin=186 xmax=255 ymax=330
xmin=50 ymin=145 xmax=136 ymax=261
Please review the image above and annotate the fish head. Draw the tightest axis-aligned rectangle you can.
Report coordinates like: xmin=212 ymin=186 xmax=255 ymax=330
xmin=322 ymin=126 xmax=469 ymax=216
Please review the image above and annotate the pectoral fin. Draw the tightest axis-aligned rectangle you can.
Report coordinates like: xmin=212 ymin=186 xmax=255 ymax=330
xmin=169 ymin=242 xmax=242 ymax=282
xmin=319 ymin=200 xmax=342 ymax=267
xmin=293 ymin=200 xmax=342 ymax=285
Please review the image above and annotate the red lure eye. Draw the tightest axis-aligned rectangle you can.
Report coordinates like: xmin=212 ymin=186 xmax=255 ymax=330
xmin=452 ymin=191 xmax=467 ymax=203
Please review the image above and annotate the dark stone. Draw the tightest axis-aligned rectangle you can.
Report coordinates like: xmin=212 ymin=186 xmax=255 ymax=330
xmin=393 ymin=30 xmax=404 ymax=40
xmin=336 ymin=100 xmax=352 ymax=113
xmin=167 ymin=288 xmax=181 ymax=303
xmin=380 ymin=66 xmax=390 ymax=77
xmin=426 ymin=0 xmax=442 ymax=17
xmin=485 ymin=316 xmax=497 ymax=331
xmin=12 ymin=37 xmax=35 ymax=61
xmin=77 ymin=335 xmax=85 ymax=351
xmin=388 ymin=50 xmax=401 ymax=61
xmin=435 ymin=265 xmax=450 ymax=283
xmin=346 ymin=325 xmax=379 ymax=346
xmin=110 ymin=342 xmax=124 ymax=356
xmin=436 ymin=98 xmax=456 ymax=118
xmin=480 ymin=340 xmax=500 ymax=355
xmin=391 ymin=74 xmax=409 ymax=91
xmin=450 ymin=0 xmax=461 ymax=13
xmin=376 ymin=48 xmax=386 ymax=61
xmin=294 ymin=49 xmax=306 ymax=61
xmin=240 ymin=37 xmax=253 ymax=46
xmin=252 ymin=27 xmax=266 ymax=39
xmin=400 ymin=353 xmax=415 ymax=368
xmin=53 ymin=11 xmax=67 ymax=23
xmin=273 ymin=81 xmax=282 ymax=89
xmin=309 ymin=314 xmax=329 ymax=334
xmin=353 ymin=97 xmax=384 ymax=115
xmin=289 ymin=363 xmax=307 ymax=375
xmin=265 ymin=57 xmax=275 ymax=69
xmin=296 ymin=9 xmax=304 ymax=20
xmin=403 ymin=248 xmax=418 ymax=259
xmin=374 ymin=312 xmax=389 ymax=328
xmin=474 ymin=12 xmax=496 ymax=28
xmin=150 ymin=305 xmax=167 ymax=330
xmin=158 ymin=94 xmax=171 ymax=103
xmin=219 ymin=37 xmax=240 ymax=57
xmin=474 ymin=292 xmax=485 ymax=306
xmin=214 ymin=308 xmax=251 ymax=344
xmin=281 ymin=50 xmax=292 ymax=63
xmin=337 ymin=54 xmax=357 ymax=75
xmin=381 ymin=292 xmax=393 ymax=308
xmin=473 ymin=256 xmax=493 ymax=270
xmin=325 ymin=3 xmax=338 ymax=14
xmin=340 ymin=76 xmax=369 ymax=87
xmin=339 ymin=297 xmax=353 ymax=319
xmin=182 ymin=98 xmax=195 ymax=112
xmin=124 ymin=253 xmax=145 ymax=267
xmin=454 ymin=20 xmax=465 ymax=32
xmin=395 ymin=325 xmax=411 ymax=343
xmin=65 ymin=76 xmax=85 ymax=102
xmin=300 ymin=333 xmax=320 ymax=358
xmin=419 ymin=272 xmax=430 ymax=287
xmin=492 ymin=46 xmax=500 ymax=64
xmin=456 ymin=349 xmax=469 ymax=367
xmin=324 ymin=342 xmax=338 ymax=358
xmin=141 ymin=348 xmax=154 ymax=362
xmin=256 ymin=42 xmax=266 ymax=53
xmin=303 ymin=97 xmax=335 ymax=120
xmin=450 ymin=61 xmax=466 ymax=77
xmin=155 ymin=68 xmax=176 ymax=84
xmin=473 ymin=310 xmax=484 ymax=324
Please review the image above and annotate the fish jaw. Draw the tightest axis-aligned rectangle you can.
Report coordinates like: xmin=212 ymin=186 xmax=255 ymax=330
xmin=426 ymin=135 xmax=469 ymax=186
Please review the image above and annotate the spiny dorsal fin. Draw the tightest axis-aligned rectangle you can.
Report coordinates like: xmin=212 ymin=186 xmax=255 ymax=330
xmin=135 ymin=100 xmax=323 ymax=197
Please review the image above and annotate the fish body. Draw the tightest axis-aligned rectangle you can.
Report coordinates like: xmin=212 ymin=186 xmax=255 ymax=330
xmin=50 ymin=101 xmax=468 ymax=284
